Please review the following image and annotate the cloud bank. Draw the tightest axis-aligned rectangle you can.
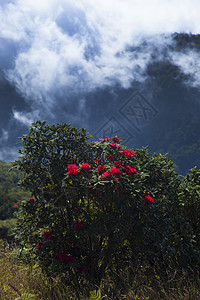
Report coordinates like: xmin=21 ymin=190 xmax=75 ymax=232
xmin=1 ymin=1 xmax=200 ymax=109
xmin=0 ymin=0 xmax=200 ymax=161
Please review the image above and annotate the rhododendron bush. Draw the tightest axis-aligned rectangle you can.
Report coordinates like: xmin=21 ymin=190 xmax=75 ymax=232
xmin=13 ymin=121 xmax=197 ymax=293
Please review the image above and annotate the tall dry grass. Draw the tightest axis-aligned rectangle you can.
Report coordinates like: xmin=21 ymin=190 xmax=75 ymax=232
xmin=1 ymin=243 xmax=200 ymax=300
xmin=0 ymin=244 xmax=78 ymax=300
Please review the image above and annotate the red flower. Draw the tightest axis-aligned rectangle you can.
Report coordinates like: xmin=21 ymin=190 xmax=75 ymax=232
xmin=101 ymin=136 xmax=109 ymax=143
xmin=120 ymin=149 xmax=137 ymax=158
xmin=124 ymin=165 xmax=137 ymax=175
xmin=44 ymin=230 xmax=53 ymax=238
xmin=113 ymin=137 xmax=119 ymax=143
xmin=3 ymin=238 xmax=6 ymax=241
xmin=109 ymin=143 xmax=120 ymax=148
xmin=59 ymin=252 xmax=67 ymax=262
xmin=144 ymin=196 xmax=154 ymax=204
xmin=114 ymin=160 xmax=122 ymax=168
xmin=106 ymin=155 xmax=117 ymax=161
xmin=67 ymin=164 xmax=78 ymax=176
xmin=74 ymin=221 xmax=86 ymax=230
xmin=14 ymin=202 xmax=20 ymax=206
xmin=124 ymin=149 xmax=133 ymax=157
xmin=36 ymin=242 xmax=42 ymax=250
xmin=29 ymin=197 xmax=36 ymax=201
xmin=93 ymin=158 xmax=99 ymax=164
xmin=59 ymin=252 xmax=74 ymax=263
xmin=101 ymin=171 xmax=110 ymax=179
xmin=77 ymin=264 xmax=87 ymax=273
xmin=110 ymin=167 xmax=121 ymax=177
xmin=81 ymin=163 xmax=91 ymax=172
xmin=65 ymin=255 xmax=74 ymax=264
xmin=98 ymin=165 xmax=106 ymax=173
xmin=106 ymin=155 xmax=112 ymax=160
xmin=54 ymin=251 xmax=74 ymax=264
xmin=44 ymin=230 xmax=53 ymax=241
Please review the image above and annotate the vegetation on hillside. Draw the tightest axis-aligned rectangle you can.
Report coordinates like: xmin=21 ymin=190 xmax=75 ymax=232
xmin=0 ymin=160 xmax=30 ymax=220
xmin=137 ymin=33 xmax=200 ymax=174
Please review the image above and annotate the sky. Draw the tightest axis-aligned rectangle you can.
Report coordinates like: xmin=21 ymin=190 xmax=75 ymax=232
xmin=0 ymin=0 xmax=200 ymax=161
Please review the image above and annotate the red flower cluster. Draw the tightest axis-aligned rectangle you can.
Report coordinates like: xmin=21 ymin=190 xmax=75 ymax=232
xmin=44 ymin=230 xmax=53 ymax=241
xmin=53 ymin=251 xmax=74 ymax=263
xmin=67 ymin=164 xmax=78 ymax=176
xmin=98 ymin=165 xmax=106 ymax=173
xmin=93 ymin=158 xmax=99 ymax=164
xmin=101 ymin=136 xmax=109 ymax=143
xmin=74 ymin=221 xmax=86 ymax=230
xmin=106 ymin=155 xmax=113 ymax=160
xmin=68 ymin=163 xmax=92 ymax=176
xmin=29 ymin=197 xmax=36 ymax=201
xmin=124 ymin=165 xmax=137 ymax=175
xmin=144 ymin=196 xmax=154 ymax=204
xmin=109 ymin=143 xmax=120 ymax=148
xmin=81 ymin=163 xmax=91 ymax=172
xmin=110 ymin=167 xmax=121 ymax=177
xmin=77 ymin=264 xmax=87 ymax=273
xmin=114 ymin=160 xmax=122 ymax=168
xmin=101 ymin=171 xmax=110 ymax=179
xmin=14 ymin=202 xmax=20 ymax=206
xmin=113 ymin=137 xmax=119 ymax=143
xmin=120 ymin=149 xmax=137 ymax=158
xmin=36 ymin=242 xmax=42 ymax=250
xmin=36 ymin=230 xmax=53 ymax=250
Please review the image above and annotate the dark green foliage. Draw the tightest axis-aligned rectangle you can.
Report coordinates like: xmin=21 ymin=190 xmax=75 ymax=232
xmin=14 ymin=120 xmax=92 ymax=200
xmin=179 ymin=167 xmax=200 ymax=246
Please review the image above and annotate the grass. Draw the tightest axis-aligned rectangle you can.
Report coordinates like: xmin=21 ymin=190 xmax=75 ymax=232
xmin=1 ymin=244 xmax=200 ymax=300
xmin=0 ymin=246 xmax=78 ymax=300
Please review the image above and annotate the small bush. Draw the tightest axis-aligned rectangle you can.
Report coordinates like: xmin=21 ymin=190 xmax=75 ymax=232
xmin=12 ymin=121 xmax=199 ymax=296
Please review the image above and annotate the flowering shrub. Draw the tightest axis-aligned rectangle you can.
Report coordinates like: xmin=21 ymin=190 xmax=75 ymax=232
xmin=13 ymin=121 xmax=197 ymax=294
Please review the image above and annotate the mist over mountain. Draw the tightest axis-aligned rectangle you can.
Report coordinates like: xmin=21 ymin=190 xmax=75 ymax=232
xmin=0 ymin=0 xmax=200 ymax=173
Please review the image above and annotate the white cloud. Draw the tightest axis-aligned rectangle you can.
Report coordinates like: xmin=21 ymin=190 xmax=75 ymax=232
xmin=171 ymin=49 xmax=200 ymax=88
xmin=12 ymin=110 xmax=37 ymax=126
xmin=0 ymin=0 xmax=200 ymax=113
xmin=0 ymin=146 xmax=18 ymax=162
xmin=0 ymin=129 xmax=9 ymax=142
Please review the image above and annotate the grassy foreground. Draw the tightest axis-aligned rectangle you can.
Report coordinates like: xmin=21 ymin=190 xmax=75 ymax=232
xmin=1 ymin=244 xmax=200 ymax=300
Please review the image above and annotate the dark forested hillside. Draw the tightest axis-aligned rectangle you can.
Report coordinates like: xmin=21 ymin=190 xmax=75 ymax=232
xmin=139 ymin=34 xmax=200 ymax=174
